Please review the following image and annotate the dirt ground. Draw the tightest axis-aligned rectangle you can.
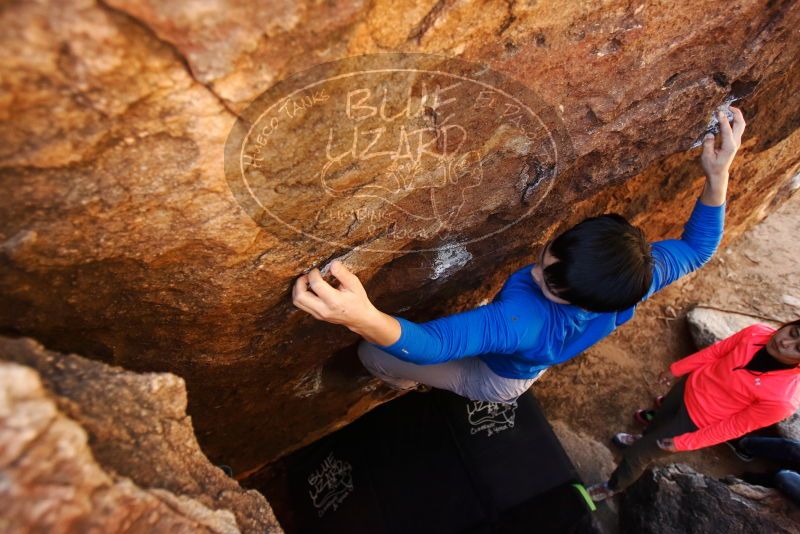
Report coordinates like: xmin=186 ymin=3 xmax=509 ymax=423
xmin=535 ymin=189 xmax=800 ymax=481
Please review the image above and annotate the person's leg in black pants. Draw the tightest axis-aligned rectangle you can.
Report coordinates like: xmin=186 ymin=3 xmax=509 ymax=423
xmin=607 ymin=378 xmax=698 ymax=492
xmin=739 ymin=436 xmax=800 ymax=466
xmin=640 ymin=377 xmax=688 ymax=437
xmin=739 ymin=436 xmax=800 ymax=505
xmin=775 ymin=470 xmax=800 ymax=505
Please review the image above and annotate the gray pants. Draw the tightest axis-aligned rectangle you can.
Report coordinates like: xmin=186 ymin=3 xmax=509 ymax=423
xmin=357 ymin=341 xmax=544 ymax=403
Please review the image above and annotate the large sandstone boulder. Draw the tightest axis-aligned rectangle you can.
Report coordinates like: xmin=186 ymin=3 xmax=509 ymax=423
xmin=1 ymin=0 xmax=800 ymax=479
xmin=619 ymin=464 xmax=800 ymax=534
xmin=0 ymin=361 xmax=250 ymax=533
xmin=0 ymin=337 xmax=282 ymax=533
xmin=686 ymin=305 xmax=780 ymax=349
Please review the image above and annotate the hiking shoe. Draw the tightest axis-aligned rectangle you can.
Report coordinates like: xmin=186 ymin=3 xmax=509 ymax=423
xmin=588 ymin=481 xmax=619 ymax=503
xmin=634 ymin=409 xmax=656 ymax=426
xmin=612 ymin=432 xmax=642 ymax=449
xmin=725 ymin=440 xmax=754 ymax=462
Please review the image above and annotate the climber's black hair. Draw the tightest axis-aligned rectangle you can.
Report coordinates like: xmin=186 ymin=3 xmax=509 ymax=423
xmin=544 ymin=214 xmax=654 ymax=313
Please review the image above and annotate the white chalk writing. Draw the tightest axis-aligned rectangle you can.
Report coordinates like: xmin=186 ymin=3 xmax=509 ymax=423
xmin=466 ymin=400 xmax=518 ymax=437
xmin=308 ymin=453 xmax=354 ymax=517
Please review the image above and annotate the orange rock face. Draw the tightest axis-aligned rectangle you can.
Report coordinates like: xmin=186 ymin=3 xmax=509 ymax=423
xmin=1 ymin=0 xmax=799 ymax=480
xmin=0 ymin=337 xmax=282 ymax=533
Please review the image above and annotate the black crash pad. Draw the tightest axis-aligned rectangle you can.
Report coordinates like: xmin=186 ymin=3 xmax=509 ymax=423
xmin=270 ymin=390 xmax=595 ymax=533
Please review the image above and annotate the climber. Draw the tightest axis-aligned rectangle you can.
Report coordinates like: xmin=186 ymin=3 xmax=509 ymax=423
xmin=588 ymin=318 xmax=800 ymax=502
xmin=292 ymin=108 xmax=746 ymax=404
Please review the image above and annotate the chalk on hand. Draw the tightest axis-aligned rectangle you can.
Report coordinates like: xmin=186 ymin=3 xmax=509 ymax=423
xmin=319 ymin=261 xmax=334 ymax=277
xmin=690 ymin=96 xmax=738 ymax=149
xmin=320 ymin=254 xmax=357 ymax=278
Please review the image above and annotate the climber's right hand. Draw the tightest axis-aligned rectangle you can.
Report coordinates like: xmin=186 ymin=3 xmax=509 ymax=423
xmin=292 ymin=261 xmax=401 ymax=346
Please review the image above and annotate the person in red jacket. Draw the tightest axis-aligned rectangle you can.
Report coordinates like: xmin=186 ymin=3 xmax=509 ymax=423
xmin=589 ymin=319 xmax=800 ymax=502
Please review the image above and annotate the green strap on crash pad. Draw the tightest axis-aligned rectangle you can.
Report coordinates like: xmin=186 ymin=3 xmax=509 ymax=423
xmin=572 ymin=483 xmax=597 ymax=512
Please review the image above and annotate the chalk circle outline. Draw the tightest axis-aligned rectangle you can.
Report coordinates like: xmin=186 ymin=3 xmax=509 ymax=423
xmin=224 ymin=53 xmax=574 ymax=254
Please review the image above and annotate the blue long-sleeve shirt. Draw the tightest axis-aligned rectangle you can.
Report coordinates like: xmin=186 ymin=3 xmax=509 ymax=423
xmin=373 ymin=199 xmax=725 ymax=379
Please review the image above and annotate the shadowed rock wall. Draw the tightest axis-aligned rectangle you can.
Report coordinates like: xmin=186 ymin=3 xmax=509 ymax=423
xmin=1 ymin=0 xmax=799 ymax=478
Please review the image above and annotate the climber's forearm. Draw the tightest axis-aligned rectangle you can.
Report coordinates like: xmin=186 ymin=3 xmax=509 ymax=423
xmin=349 ymin=309 xmax=401 ymax=346
xmin=699 ymin=171 xmax=729 ymax=207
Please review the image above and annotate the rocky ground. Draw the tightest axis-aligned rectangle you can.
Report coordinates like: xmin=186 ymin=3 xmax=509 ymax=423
xmin=535 ymin=183 xmax=800 ymax=528
xmin=620 ymin=464 xmax=800 ymax=533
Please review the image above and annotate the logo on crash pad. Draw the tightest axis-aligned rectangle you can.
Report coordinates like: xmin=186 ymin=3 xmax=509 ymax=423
xmin=467 ymin=400 xmax=518 ymax=437
xmin=225 ymin=53 xmax=572 ymax=258
xmin=308 ymin=452 xmax=354 ymax=517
